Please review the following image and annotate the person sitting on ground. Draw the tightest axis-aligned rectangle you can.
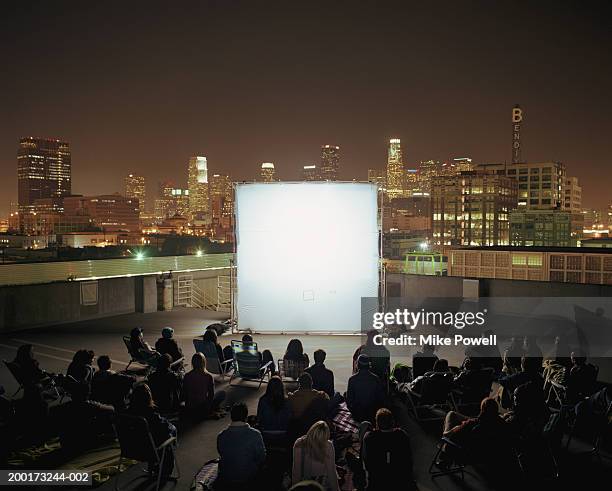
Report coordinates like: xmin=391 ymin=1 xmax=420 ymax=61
xmin=91 ymin=355 xmax=135 ymax=409
xmin=182 ymin=353 xmax=226 ymax=419
xmin=353 ymin=330 xmax=391 ymax=383
xmin=346 ymin=355 xmax=386 ymax=424
xmin=502 ymin=337 xmax=525 ymax=374
xmin=148 ymin=354 xmax=182 ymax=412
xmin=129 ymin=327 xmax=161 ymax=366
xmin=67 ymin=349 xmax=96 ymax=386
xmin=127 ymin=384 xmax=177 ymax=477
xmin=361 ymin=408 xmax=415 ymax=491
xmin=565 ymin=350 xmax=598 ymax=402
xmin=292 ymin=421 xmax=339 ymax=491
xmin=216 ymin=402 xmax=266 ymax=490
xmin=408 ymin=359 xmax=453 ymax=397
xmin=155 ymin=327 xmax=184 ymax=365
xmin=305 ymin=349 xmax=335 ymax=398
xmin=13 ymin=344 xmax=53 ymax=388
xmin=58 ymin=376 xmax=115 ymax=453
xmin=288 ymin=373 xmax=330 ymax=439
xmin=497 ymin=355 xmax=544 ymax=408
xmin=412 ymin=343 xmax=438 ymax=379
xmin=257 ymin=375 xmax=291 ymax=434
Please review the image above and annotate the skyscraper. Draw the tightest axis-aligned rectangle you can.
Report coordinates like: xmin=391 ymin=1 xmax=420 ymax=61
xmin=188 ymin=156 xmax=209 ymax=220
xmin=303 ymin=164 xmax=320 ymax=181
xmin=260 ymin=162 xmax=276 ymax=182
xmin=320 ymin=145 xmax=340 ymax=181
xmin=125 ymin=173 xmax=146 ymax=214
xmin=367 ymin=168 xmax=386 ymax=190
xmin=386 ymin=139 xmax=403 ymax=199
xmin=17 ymin=137 xmax=71 ymax=213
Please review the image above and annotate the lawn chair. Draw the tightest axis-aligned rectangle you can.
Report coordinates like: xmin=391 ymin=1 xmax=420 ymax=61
xmin=228 ymin=340 xmax=273 ymax=389
xmin=2 ymin=359 xmax=60 ymax=400
xmin=451 ymin=368 xmax=494 ymax=415
xmin=277 ymin=358 xmax=308 ymax=385
xmin=193 ymin=338 xmax=233 ymax=379
xmin=404 ymin=373 xmax=455 ymax=422
xmin=122 ymin=336 xmax=156 ymax=374
xmin=114 ymin=413 xmax=180 ymax=491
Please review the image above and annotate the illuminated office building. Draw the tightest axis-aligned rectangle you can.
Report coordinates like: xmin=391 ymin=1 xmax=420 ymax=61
xmin=63 ymin=194 xmax=140 ymax=233
xmin=17 ymin=137 xmax=71 ymax=213
xmin=386 ymin=139 xmax=403 ymax=199
xmin=367 ymin=168 xmax=386 ymax=190
xmin=476 ymin=161 xmax=566 ymax=210
xmin=320 ymin=145 xmax=340 ymax=181
xmin=188 ymin=156 xmax=209 ymax=219
xmin=125 ymin=174 xmax=146 ymax=214
xmin=303 ymin=164 xmax=320 ymax=181
xmin=563 ymin=177 xmax=582 ymax=212
xmin=432 ymin=172 xmax=517 ymax=247
xmin=260 ymin=162 xmax=276 ymax=182
xmin=510 ymin=209 xmax=582 ymax=247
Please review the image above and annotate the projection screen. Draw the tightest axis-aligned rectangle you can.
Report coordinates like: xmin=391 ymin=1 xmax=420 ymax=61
xmin=235 ymin=182 xmax=379 ymax=333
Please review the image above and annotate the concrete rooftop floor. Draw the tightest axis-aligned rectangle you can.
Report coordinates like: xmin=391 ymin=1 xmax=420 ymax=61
xmin=0 ymin=308 xmax=610 ymax=491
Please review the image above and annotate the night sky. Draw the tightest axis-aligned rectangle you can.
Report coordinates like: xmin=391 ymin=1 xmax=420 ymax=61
xmin=1 ymin=0 xmax=611 ymax=216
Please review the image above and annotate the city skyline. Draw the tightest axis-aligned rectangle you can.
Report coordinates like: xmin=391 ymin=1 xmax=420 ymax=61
xmin=1 ymin=1 xmax=611 ymax=217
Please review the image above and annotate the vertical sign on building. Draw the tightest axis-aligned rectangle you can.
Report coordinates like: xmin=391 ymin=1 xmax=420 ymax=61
xmin=512 ymin=104 xmax=523 ymax=163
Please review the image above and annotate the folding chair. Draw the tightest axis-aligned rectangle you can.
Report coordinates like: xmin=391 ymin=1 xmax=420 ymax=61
xmin=228 ymin=340 xmax=273 ymax=389
xmin=3 ymin=359 xmax=60 ymax=400
xmin=193 ymin=339 xmax=233 ymax=379
xmin=451 ymin=368 xmax=494 ymax=415
xmin=122 ymin=336 xmax=156 ymax=374
xmin=404 ymin=373 xmax=454 ymax=422
xmin=277 ymin=358 xmax=308 ymax=384
xmin=114 ymin=413 xmax=179 ymax=491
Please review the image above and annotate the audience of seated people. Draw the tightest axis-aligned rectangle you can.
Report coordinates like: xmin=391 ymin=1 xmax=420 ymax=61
xmin=347 ymin=354 xmax=387 ymax=424
xmin=226 ymin=333 xmax=277 ymax=374
xmin=129 ymin=327 xmax=161 ymax=366
xmin=543 ymin=336 xmax=573 ymax=385
xmin=4 ymin=328 xmax=608 ymax=491
xmin=91 ymin=355 xmax=135 ymax=409
xmin=155 ymin=326 xmax=184 ymax=367
xmin=361 ymin=408 xmax=415 ymax=491
xmin=216 ymin=402 xmax=266 ymax=490
xmin=288 ymin=373 xmax=329 ymax=440
xmin=411 ymin=343 xmax=438 ymax=378
xmin=147 ymin=353 xmax=182 ymax=413
xmin=182 ymin=353 xmax=226 ymax=419
xmin=292 ymin=421 xmax=339 ymax=491
xmin=304 ymin=349 xmax=335 ymax=398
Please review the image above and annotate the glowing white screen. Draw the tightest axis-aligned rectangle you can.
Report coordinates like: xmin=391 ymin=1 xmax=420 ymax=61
xmin=235 ymin=182 xmax=379 ymax=333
